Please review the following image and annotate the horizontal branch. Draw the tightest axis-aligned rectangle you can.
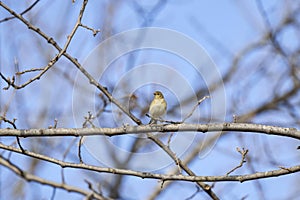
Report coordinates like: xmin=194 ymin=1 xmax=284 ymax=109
xmin=0 ymin=123 xmax=299 ymax=140
xmin=0 ymin=155 xmax=106 ymax=200
xmin=0 ymin=142 xmax=299 ymax=183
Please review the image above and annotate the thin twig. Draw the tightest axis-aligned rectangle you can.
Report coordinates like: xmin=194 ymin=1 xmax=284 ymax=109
xmin=232 ymin=114 xmax=237 ymax=123
xmin=78 ymin=136 xmax=84 ymax=163
xmin=61 ymin=137 xmax=78 ymax=184
xmin=84 ymin=179 xmax=103 ymax=196
xmin=167 ymin=132 xmax=174 ymax=148
xmin=62 ymin=138 xmax=77 ymax=161
xmin=0 ymin=116 xmax=17 ymax=128
xmin=79 ymin=23 xmax=101 ymax=36
xmin=182 ymin=96 xmax=210 ymax=122
xmin=48 ymin=119 xmax=58 ymax=129
xmin=146 ymin=133 xmax=217 ymax=199
xmin=16 ymin=136 xmax=25 ymax=153
xmin=146 ymin=113 xmax=167 ymax=124
xmin=50 ymin=188 xmax=56 ymax=200
xmin=185 ymin=185 xmax=200 ymax=200
xmin=16 ymin=67 xmax=44 ymax=75
xmin=0 ymin=0 xmax=40 ymax=23
xmin=226 ymin=147 xmax=249 ymax=176
xmin=83 ymin=112 xmax=96 ymax=128
xmin=0 ymin=116 xmax=25 ymax=152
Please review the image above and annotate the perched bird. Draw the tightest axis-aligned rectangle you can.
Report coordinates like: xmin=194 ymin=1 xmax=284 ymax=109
xmin=149 ymin=91 xmax=167 ymax=124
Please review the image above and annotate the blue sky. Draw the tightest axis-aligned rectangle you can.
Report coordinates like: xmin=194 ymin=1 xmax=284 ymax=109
xmin=1 ymin=0 xmax=300 ymax=199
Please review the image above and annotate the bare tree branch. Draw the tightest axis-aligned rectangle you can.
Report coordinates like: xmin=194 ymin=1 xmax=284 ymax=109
xmin=226 ymin=147 xmax=249 ymax=176
xmin=146 ymin=133 xmax=219 ymax=199
xmin=182 ymin=95 xmax=210 ymax=122
xmin=0 ymin=123 xmax=298 ymax=140
xmin=0 ymin=143 xmax=299 ymax=183
xmin=0 ymin=155 xmax=107 ymax=200
xmin=1 ymin=1 xmax=300 ymax=199
xmin=0 ymin=0 xmax=40 ymax=23
xmin=0 ymin=0 xmax=89 ymax=89
xmin=0 ymin=1 xmax=142 ymax=125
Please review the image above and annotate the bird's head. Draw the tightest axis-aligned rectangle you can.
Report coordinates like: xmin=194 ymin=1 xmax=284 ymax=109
xmin=153 ymin=91 xmax=164 ymax=99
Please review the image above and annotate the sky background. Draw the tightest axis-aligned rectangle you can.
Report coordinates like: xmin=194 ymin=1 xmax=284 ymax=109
xmin=1 ymin=0 xmax=300 ymax=200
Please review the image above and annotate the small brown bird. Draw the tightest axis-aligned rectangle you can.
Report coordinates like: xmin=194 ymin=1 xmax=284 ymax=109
xmin=149 ymin=91 xmax=167 ymax=124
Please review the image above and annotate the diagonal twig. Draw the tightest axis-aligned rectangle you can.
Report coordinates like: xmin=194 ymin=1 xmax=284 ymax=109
xmin=0 ymin=1 xmax=142 ymax=125
xmin=0 ymin=0 xmax=40 ymax=23
xmin=226 ymin=147 xmax=249 ymax=176
xmin=182 ymin=96 xmax=210 ymax=122
xmin=0 ymin=0 xmax=88 ymax=89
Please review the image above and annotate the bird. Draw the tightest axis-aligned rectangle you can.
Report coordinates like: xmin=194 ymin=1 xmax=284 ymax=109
xmin=148 ymin=91 xmax=167 ymax=124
